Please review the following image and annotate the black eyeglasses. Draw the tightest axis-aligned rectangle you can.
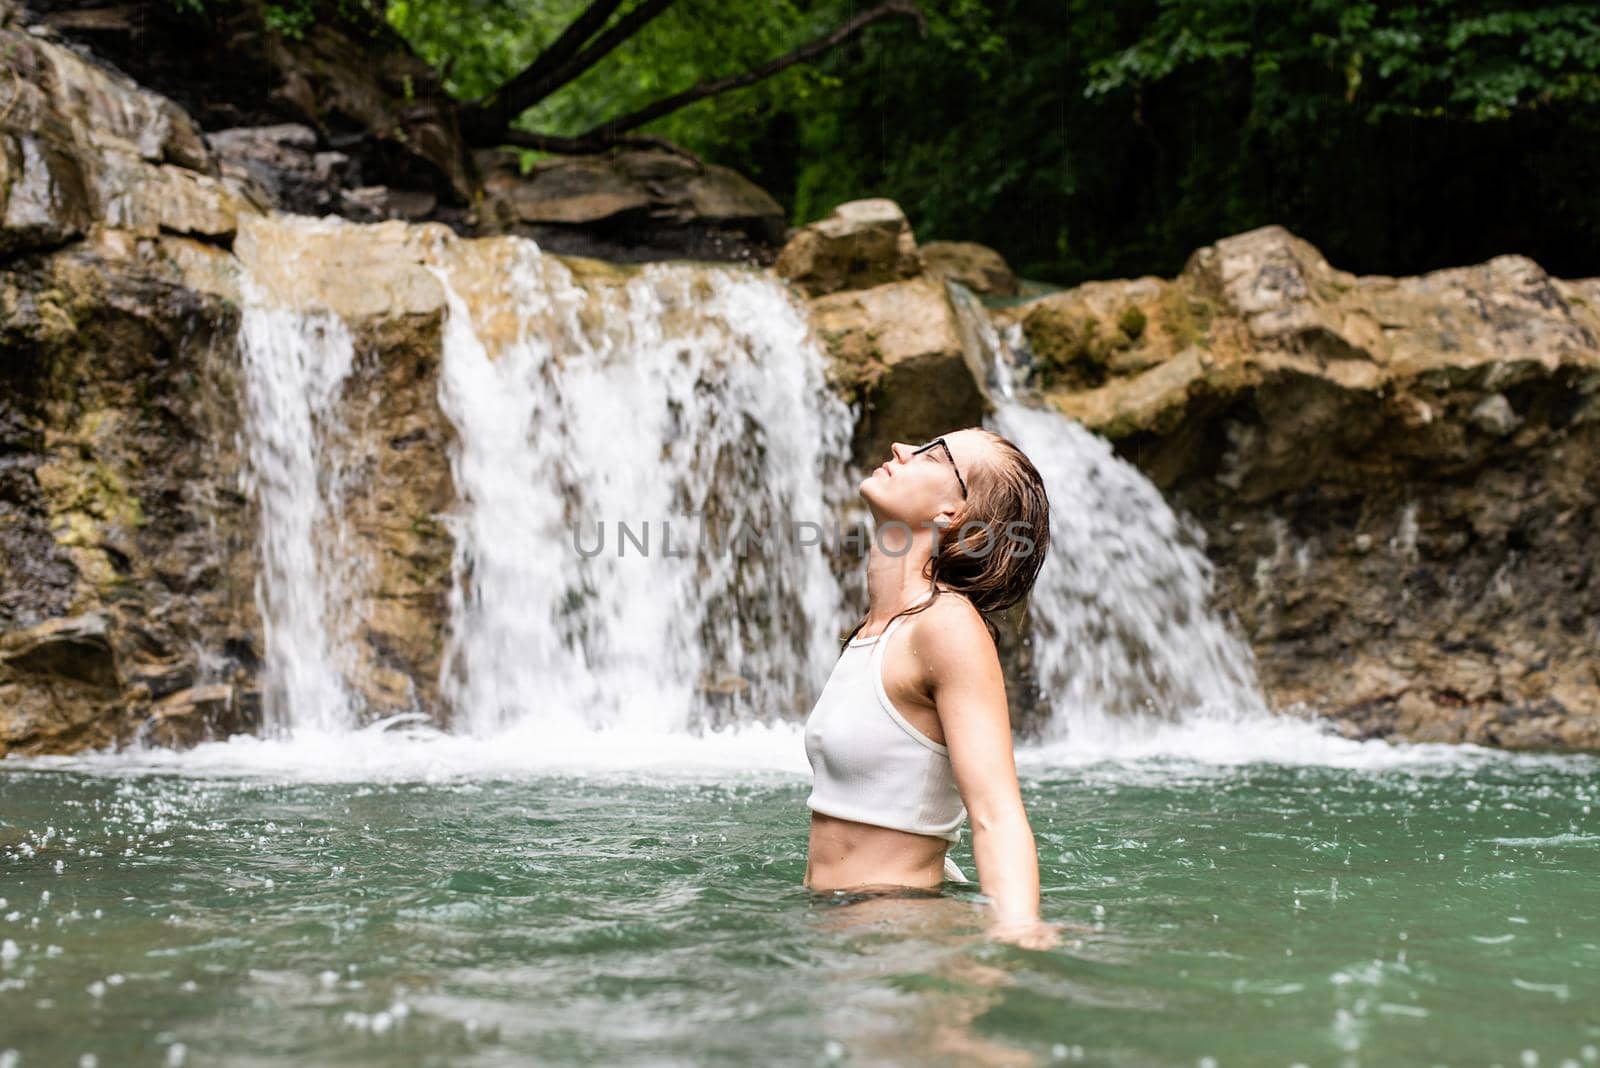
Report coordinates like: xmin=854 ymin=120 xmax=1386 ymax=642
xmin=912 ymin=438 xmax=968 ymax=498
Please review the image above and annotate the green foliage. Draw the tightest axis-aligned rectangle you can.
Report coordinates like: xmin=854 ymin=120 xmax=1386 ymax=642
xmin=379 ymin=0 xmax=1600 ymax=283
xmin=386 ymin=0 xmax=844 ymax=183
xmin=1085 ymin=0 xmax=1600 ymax=124
xmin=769 ymin=0 xmax=1600 ymax=281
xmin=262 ymin=0 xmax=317 ymax=38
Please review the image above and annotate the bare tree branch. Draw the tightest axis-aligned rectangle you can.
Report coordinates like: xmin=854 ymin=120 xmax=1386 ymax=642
xmin=583 ymin=0 xmax=927 ymax=139
xmin=462 ymin=0 xmax=928 ymax=159
xmin=463 ymin=0 xmax=628 ymax=141
xmin=530 ymin=0 xmax=679 ymax=104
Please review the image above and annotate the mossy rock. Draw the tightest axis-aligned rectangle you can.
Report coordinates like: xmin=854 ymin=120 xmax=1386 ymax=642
xmin=1021 ymin=302 xmax=1132 ymax=391
xmin=1118 ymin=304 xmax=1147 ymax=340
xmin=1156 ymin=286 xmax=1215 ymax=350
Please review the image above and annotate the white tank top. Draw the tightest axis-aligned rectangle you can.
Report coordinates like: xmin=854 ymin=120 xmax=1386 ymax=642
xmin=804 ymin=589 xmax=967 ymax=843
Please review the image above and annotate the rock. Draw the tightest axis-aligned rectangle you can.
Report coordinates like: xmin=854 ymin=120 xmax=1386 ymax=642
xmin=1469 ymin=392 xmax=1521 ymax=436
xmin=261 ymin=20 xmax=472 ymax=204
xmin=1050 ymin=347 xmax=1213 ymax=440
xmin=99 ymin=155 xmax=255 ymax=239
xmin=479 ymin=149 xmax=786 ymax=263
xmin=30 ymin=0 xmax=473 ymax=207
xmin=1 ymin=614 xmax=117 ymax=689
xmin=20 ymin=23 xmax=211 ymax=171
xmin=775 ymin=198 xmax=923 ymax=297
xmin=140 ymin=683 xmax=243 ymax=749
xmin=0 ymin=613 xmax=128 ymax=754
xmin=992 ymin=222 xmax=1600 ymax=750
xmin=0 ymin=130 xmax=95 ymax=256
xmin=231 ymin=214 xmax=448 ymax=325
xmin=204 ymin=124 xmax=352 ymax=216
xmin=1016 ymin=277 xmax=1192 ymax=391
xmin=0 ymin=21 xmax=259 ymax=254
xmin=921 ymin=240 xmax=1018 ymax=297
xmin=340 ymin=186 xmax=439 ymax=222
xmin=486 ymin=151 xmax=651 ymax=225
xmin=0 ymin=230 xmax=256 ymax=757
xmin=809 ymin=277 xmax=989 ymax=464
xmin=1182 ymin=225 xmax=1381 ymax=361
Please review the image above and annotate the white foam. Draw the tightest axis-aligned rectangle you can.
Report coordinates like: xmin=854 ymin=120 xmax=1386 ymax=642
xmin=4 ymin=706 xmax=1545 ymax=784
xmin=8 ymin=719 xmax=814 ymax=783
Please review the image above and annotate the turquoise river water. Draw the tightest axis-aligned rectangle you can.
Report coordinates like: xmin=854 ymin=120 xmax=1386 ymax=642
xmin=1 ymin=733 xmax=1597 ymax=1067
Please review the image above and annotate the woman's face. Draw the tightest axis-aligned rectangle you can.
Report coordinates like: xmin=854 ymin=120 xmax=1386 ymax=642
xmin=859 ymin=429 xmax=988 ymax=527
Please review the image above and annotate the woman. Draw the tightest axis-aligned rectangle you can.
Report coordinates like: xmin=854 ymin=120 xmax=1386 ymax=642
xmin=803 ymin=426 xmax=1059 ymax=948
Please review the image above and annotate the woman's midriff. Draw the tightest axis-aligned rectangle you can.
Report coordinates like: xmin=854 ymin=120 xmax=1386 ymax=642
xmin=804 ymin=811 xmax=950 ymax=891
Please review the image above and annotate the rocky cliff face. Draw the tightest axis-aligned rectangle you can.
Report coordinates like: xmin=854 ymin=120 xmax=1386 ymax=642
xmin=1 ymin=4 xmax=263 ymax=752
xmin=1003 ymin=227 xmax=1600 ymax=750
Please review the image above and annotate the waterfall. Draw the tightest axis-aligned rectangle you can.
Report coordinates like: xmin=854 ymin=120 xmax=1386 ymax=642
xmin=947 ymin=283 xmax=1269 ymax=743
xmin=229 ymin=210 xmax=1265 ymax=749
xmin=236 ymin=272 xmax=360 ymax=734
xmin=429 ymin=240 xmax=854 ymax=736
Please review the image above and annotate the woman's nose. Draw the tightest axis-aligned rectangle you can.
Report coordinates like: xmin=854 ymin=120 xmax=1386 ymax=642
xmin=889 ymin=442 xmax=910 ymax=463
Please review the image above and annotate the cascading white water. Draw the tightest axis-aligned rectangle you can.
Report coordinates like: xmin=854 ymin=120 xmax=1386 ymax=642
xmin=947 ymin=283 xmax=1269 ymax=744
xmin=429 ymin=239 xmax=854 ymax=737
xmin=236 ymin=273 xmax=360 ymax=734
xmin=230 ymin=211 xmax=1266 ymax=751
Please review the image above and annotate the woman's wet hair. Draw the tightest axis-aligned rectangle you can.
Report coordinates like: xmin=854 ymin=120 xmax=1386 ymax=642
xmin=842 ymin=427 xmax=1051 ymax=648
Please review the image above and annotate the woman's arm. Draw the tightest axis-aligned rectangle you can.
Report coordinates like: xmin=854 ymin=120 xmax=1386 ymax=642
xmin=912 ymin=601 xmax=1049 ymax=932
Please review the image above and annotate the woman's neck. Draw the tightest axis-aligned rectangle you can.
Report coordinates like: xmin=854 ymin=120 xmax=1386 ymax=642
xmin=861 ymin=537 xmax=938 ymax=630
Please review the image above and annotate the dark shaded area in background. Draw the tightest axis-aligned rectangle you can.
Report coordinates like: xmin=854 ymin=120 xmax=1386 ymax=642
xmin=773 ymin=0 xmax=1600 ymax=284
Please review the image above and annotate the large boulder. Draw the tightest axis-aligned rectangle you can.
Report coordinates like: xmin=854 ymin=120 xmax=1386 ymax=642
xmin=810 ymin=276 xmax=990 ymax=466
xmin=921 ymin=240 xmax=1019 ymax=297
xmin=775 ymin=198 xmax=924 ymax=297
xmin=477 ymin=148 xmax=786 ymax=264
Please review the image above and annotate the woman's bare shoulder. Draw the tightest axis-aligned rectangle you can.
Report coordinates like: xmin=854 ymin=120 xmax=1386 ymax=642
xmin=912 ymin=589 xmax=992 ymax=646
xmin=908 ymin=590 xmax=1003 ymax=697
